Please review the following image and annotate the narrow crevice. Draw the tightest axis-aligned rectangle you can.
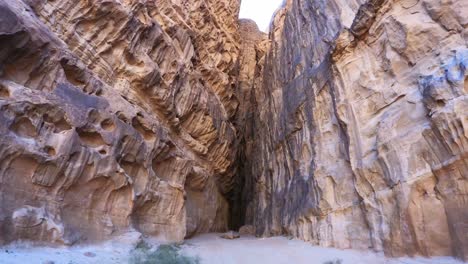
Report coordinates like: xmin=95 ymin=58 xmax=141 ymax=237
xmin=227 ymin=138 xmax=248 ymax=230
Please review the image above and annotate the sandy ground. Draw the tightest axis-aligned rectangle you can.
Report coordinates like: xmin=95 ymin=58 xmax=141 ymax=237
xmin=0 ymin=233 xmax=465 ymax=264
xmin=0 ymin=231 xmax=142 ymax=264
xmin=181 ymin=234 xmax=466 ymax=264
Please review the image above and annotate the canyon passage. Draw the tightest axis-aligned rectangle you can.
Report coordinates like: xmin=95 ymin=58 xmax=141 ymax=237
xmin=0 ymin=0 xmax=467 ymax=263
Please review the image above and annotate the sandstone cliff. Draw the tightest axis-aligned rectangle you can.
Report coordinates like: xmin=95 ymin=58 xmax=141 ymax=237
xmin=0 ymin=0 xmax=467 ymax=261
xmin=245 ymin=0 xmax=468 ymax=260
xmin=0 ymin=0 xmax=241 ymax=244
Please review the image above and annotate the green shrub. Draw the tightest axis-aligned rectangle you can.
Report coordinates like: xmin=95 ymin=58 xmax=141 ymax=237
xmin=323 ymin=259 xmax=343 ymax=264
xmin=134 ymin=240 xmax=152 ymax=251
xmin=129 ymin=243 xmax=200 ymax=264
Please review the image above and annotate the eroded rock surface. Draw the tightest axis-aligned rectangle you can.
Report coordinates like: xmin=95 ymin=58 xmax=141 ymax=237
xmin=0 ymin=0 xmax=241 ymax=244
xmin=246 ymin=0 xmax=468 ymax=260
xmin=1 ymin=0 xmax=466 ymax=261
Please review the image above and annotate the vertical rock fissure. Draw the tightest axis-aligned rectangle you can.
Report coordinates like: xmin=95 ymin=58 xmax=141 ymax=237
xmin=227 ymin=18 xmax=270 ymax=231
xmin=227 ymin=141 xmax=247 ymax=230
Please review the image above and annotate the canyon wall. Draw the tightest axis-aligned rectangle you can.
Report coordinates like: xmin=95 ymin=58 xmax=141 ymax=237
xmin=0 ymin=0 xmax=241 ymax=244
xmin=246 ymin=0 xmax=468 ymax=260
xmin=0 ymin=0 xmax=467 ymax=261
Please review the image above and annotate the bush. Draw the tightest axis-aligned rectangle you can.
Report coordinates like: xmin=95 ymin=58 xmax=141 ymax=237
xmin=129 ymin=243 xmax=200 ymax=264
xmin=323 ymin=259 xmax=343 ymax=264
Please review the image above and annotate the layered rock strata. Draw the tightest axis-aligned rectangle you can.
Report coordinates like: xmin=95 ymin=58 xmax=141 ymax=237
xmin=246 ymin=0 xmax=468 ymax=260
xmin=0 ymin=0 xmax=241 ymax=244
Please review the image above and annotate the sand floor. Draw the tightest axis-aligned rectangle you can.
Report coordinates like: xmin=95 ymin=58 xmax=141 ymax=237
xmin=0 ymin=233 xmax=465 ymax=264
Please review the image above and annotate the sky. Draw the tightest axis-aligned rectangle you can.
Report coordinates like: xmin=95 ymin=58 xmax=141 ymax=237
xmin=239 ymin=0 xmax=284 ymax=32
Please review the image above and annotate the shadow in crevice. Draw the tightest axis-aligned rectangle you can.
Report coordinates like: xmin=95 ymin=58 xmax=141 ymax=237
xmin=227 ymin=137 xmax=251 ymax=231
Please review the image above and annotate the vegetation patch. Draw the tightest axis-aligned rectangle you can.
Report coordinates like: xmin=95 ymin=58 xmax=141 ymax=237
xmin=323 ymin=259 xmax=343 ymax=264
xmin=129 ymin=241 xmax=200 ymax=264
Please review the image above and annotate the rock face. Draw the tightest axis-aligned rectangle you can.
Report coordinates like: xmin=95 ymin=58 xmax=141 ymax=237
xmin=245 ymin=0 xmax=468 ymax=261
xmin=1 ymin=0 xmax=467 ymax=261
xmin=0 ymin=0 xmax=241 ymax=244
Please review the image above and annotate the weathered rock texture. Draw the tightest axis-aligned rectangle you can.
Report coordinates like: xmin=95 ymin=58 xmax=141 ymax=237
xmin=0 ymin=0 xmax=241 ymax=244
xmin=244 ymin=0 xmax=468 ymax=260
xmin=1 ymin=0 xmax=467 ymax=261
